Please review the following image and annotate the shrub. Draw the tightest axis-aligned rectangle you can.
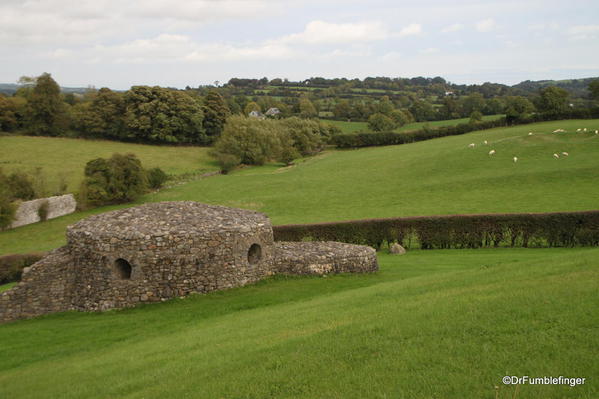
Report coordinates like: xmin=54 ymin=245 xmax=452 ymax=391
xmin=216 ymin=153 xmax=242 ymax=174
xmin=273 ymin=211 xmax=599 ymax=250
xmin=368 ymin=113 xmax=397 ymax=132
xmin=0 ymin=253 xmax=46 ymax=285
xmin=2 ymin=171 xmax=35 ymax=201
xmin=80 ymin=153 xmax=148 ymax=207
xmin=0 ymin=191 xmax=16 ymax=230
xmin=146 ymin=167 xmax=168 ymax=189
xmin=37 ymin=199 xmax=49 ymax=222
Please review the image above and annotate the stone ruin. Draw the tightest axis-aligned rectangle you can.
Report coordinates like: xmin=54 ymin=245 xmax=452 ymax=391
xmin=0 ymin=201 xmax=378 ymax=323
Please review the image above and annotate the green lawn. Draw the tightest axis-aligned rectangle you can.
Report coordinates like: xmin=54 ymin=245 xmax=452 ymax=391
xmin=326 ymin=114 xmax=503 ymax=134
xmin=0 ymin=135 xmax=217 ymax=192
xmin=1 ymin=119 xmax=598 ymax=255
xmin=1 ymin=248 xmax=597 ymax=398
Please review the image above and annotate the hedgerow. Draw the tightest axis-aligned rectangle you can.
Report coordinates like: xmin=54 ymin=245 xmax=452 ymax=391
xmin=273 ymin=211 xmax=599 ymax=249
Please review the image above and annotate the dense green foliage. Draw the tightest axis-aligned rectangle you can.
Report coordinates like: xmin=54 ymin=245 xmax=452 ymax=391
xmin=211 ymin=116 xmax=334 ymax=171
xmin=79 ymin=153 xmax=148 ymax=207
xmin=25 ymin=73 xmax=68 ymax=136
xmin=274 ymin=211 xmax=599 ymax=249
xmin=201 ymin=90 xmax=230 ymax=140
xmin=0 ymin=252 xmax=45 ymax=284
xmin=146 ymin=167 xmax=168 ymax=189
xmin=0 ymin=248 xmax=597 ymax=398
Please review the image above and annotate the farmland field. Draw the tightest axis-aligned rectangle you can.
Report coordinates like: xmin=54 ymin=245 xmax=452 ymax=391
xmin=0 ymin=135 xmax=217 ymax=192
xmin=1 ymin=119 xmax=598 ymax=255
xmin=0 ymin=248 xmax=597 ymax=398
xmin=326 ymin=114 xmax=504 ymax=134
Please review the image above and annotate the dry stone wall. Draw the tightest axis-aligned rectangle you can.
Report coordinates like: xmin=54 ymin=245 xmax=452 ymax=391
xmin=10 ymin=194 xmax=77 ymax=229
xmin=0 ymin=202 xmax=379 ymax=323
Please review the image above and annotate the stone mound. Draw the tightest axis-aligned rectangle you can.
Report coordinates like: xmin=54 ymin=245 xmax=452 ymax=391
xmin=274 ymin=241 xmax=378 ymax=275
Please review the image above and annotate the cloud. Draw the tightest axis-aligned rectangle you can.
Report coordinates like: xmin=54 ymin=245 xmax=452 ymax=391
xmin=398 ymin=23 xmax=422 ymax=37
xmin=567 ymin=25 xmax=599 ymax=40
xmin=441 ymin=23 xmax=463 ymax=33
xmin=274 ymin=20 xmax=390 ymax=45
xmin=419 ymin=47 xmax=439 ymax=54
xmin=475 ymin=18 xmax=496 ymax=32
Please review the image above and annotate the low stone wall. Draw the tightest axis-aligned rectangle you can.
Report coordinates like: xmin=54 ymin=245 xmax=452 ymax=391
xmin=274 ymin=241 xmax=379 ymax=275
xmin=10 ymin=194 xmax=77 ymax=229
xmin=0 ymin=248 xmax=75 ymax=322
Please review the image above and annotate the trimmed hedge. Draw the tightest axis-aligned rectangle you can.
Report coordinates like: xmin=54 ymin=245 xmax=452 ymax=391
xmin=273 ymin=211 xmax=599 ymax=250
xmin=331 ymin=108 xmax=599 ymax=149
xmin=0 ymin=252 xmax=46 ymax=285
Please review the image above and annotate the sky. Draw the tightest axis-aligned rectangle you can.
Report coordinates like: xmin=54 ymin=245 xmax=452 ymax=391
xmin=1 ymin=0 xmax=598 ymax=89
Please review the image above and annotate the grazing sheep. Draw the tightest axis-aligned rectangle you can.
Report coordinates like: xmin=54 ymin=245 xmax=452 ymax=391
xmin=483 ymin=140 xmax=488 ymax=145
xmin=528 ymin=132 xmax=533 ymax=136
xmin=553 ymin=153 xmax=560 ymax=159
xmin=562 ymin=152 xmax=569 ymax=156
xmin=595 ymin=130 xmax=598 ymax=134
xmin=584 ymin=128 xmax=587 ymax=132
xmin=489 ymin=150 xmax=496 ymax=155
xmin=577 ymin=128 xmax=582 ymax=132
xmin=468 ymin=143 xmax=475 ymax=148
xmin=513 ymin=156 xmax=518 ymax=163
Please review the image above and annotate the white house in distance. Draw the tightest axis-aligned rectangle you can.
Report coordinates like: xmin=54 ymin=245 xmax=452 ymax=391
xmin=265 ymin=107 xmax=281 ymax=117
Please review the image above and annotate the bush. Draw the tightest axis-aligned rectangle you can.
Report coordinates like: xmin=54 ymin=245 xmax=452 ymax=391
xmin=0 ymin=253 xmax=46 ymax=285
xmin=146 ymin=167 xmax=168 ymax=189
xmin=37 ymin=199 xmax=49 ymax=221
xmin=80 ymin=153 xmax=148 ymax=207
xmin=0 ymin=192 xmax=16 ymax=230
xmin=216 ymin=153 xmax=242 ymax=174
xmin=273 ymin=211 xmax=599 ymax=249
xmin=0 ymin=170 xmax=35 ymax=201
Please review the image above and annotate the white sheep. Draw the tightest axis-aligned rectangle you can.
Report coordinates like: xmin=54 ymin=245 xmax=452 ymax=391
xmin=595 ymin=130 xmax=598 ymax=134
xmin=562 ymin=152 xmax=569 ymax=156
xmin=513 ymin=156 xmax=518 ymax=163
xmin=483 ymin=140 xmax=488 ymax=145
xmin=468 ymin=143 xmax=475 ymax=148
xmin=553 ymin=153 xmax=560 ymax=159
xmin=528 ymin=132 xmax=533 ymax=136
xmin=583 ymin=128 xmax=587 ymax=132
xmin=489 ymin=150 xmax=496 ymax=155
xmin=577 ymin=128 xmax=582 ymax=132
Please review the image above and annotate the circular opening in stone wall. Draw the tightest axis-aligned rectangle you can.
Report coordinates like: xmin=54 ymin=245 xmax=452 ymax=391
xmin=247 ymin=244 xmax=262 ymax=265
xmin=114 ymin=258 xmax=133 ymax=279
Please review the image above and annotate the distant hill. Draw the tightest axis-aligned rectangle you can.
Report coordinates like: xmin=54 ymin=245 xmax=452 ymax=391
xmin=0 ymin=83 xmax=91 ymax=96
xmin=511 ymin=77 xmax=599 ymax=97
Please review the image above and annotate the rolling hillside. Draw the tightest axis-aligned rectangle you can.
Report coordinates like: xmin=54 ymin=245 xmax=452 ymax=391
xmin=0 ymin=248 xmax=597 ymax=398
xmin=1 ymin=119 xmax=598 ymax=254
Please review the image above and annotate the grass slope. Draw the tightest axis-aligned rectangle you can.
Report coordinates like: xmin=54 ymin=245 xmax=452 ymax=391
xmin=0 ymin=135 xmax=217 ymax=191
xmin=1 ymin=119 xmax=598 ymax=255
xmin=326 ymin=114 xmax=503 ymax=134
xmin=0 ymin=248 xmax=597 ymax=398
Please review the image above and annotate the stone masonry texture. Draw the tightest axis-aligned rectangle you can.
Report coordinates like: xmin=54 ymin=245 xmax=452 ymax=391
xmin=0 ymin=201 xmax=378 ymax=323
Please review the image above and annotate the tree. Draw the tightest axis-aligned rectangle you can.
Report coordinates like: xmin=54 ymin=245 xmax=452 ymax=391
xmin=244 ymin=101 xmax=261 ymax=115
xmin=536 ymin=86 xmax=569 ymax=117
xmin=504 ymin=96 xmax=535 ymax=123
xmin=333 ymin=100 xmax=352 ymax=120
xmin=460 ymin=93 xmax=486 ymax=116
xmin=211 ymin=116 xmax=283 ymax=167
xmin=124 ymin=86 xmax=206 ymax=144
xmin=409 ymin=100 xmax=437 ymax=121
xmin=278 ymin=117 xmax=324 ymax=155
xmin=80 ymin=153 xmax=148 ymax=206
xmin=25 ymin=73 xmax=68 ymax=136
xmin=0 ymin=95 xmax=27 ymax=131
xmin=77 ymin=88 xmax=126 ymax=139
xmin=588 ymin=79 xmax=599 ymax=101
xmin=298 ymin=96 xmax=317 ymax=118
xmin=469 ymin=110 xmax=483 ymax=123
xmin=202 ymin=90 xmax=230 ymax=139
xmin=368 ymin=113 xmax=397 ymax=131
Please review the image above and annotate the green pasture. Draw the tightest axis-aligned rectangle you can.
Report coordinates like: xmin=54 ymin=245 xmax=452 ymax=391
xmin=1 ymin=119 xmax=598 ymax=255
xmin=1 ymin=248 xmax=597 ymax=398
xmin=326 ymin=114 xmax=503 ymax=134
xmin=0 ymin=135 xmax=217 ymax=192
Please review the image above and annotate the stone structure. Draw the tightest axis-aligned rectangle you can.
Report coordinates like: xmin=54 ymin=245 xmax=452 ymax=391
xmin=0 ymin=201 xmax=378 ymax=323
xmin=389 ymin=243 xmax=406 ymax=255
xmin=10 ymin=194 xmax=77 ymax=229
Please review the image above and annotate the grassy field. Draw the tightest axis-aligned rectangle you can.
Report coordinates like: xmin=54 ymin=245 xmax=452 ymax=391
xmin=0 ymin=135 xmax=217 ymax=192
xmin=326 ymin=114 xmax=503 ymax=134
xmin=1 ymin=119 xmax=598 ymax=255
xmin=0 ymin=248 xmax=597 ymax=398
